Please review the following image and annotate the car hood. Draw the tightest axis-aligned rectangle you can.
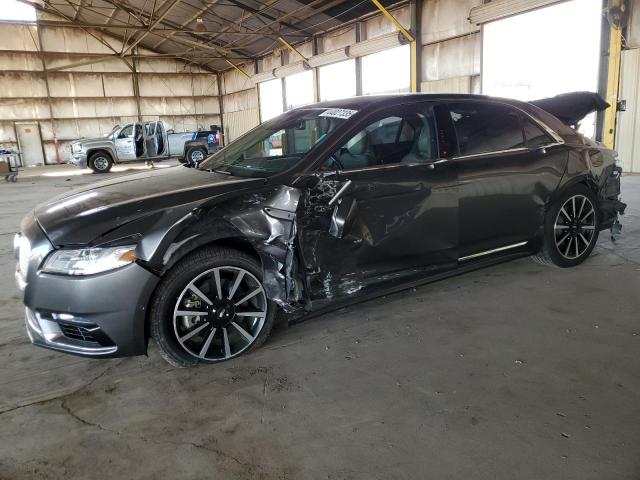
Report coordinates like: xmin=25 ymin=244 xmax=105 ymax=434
xmin=34 ymin=166 xmax=264 ymax=245
xmin=75 ymin=136 xmax=110 ymax=144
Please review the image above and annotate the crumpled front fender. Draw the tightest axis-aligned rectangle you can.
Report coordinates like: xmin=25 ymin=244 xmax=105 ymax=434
xmin=122 ymin=185 xmax=304 ymax=310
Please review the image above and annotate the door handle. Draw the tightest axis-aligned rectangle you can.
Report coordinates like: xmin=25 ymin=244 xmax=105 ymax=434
xmin=427 ymin=159 xmax=449 ymax=169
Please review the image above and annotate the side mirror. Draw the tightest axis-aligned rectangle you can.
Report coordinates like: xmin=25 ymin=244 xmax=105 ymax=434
xmin=329 ymin=195 xmax=357 ymax=239
xmin=528 ymin=145 xmax=548 ymax=155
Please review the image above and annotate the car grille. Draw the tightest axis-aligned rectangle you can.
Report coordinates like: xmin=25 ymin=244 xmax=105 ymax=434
xmin=59 ymin=323 xmax=99 ymax=343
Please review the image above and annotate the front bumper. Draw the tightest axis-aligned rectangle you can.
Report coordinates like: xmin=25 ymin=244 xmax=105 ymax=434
xmin=19 ymin=263 xmax=159 ymax=358
xmin=69 ymin=151 xmax=88 ymax=169
xmin=15 ymin=215 xmax=160 ymax=358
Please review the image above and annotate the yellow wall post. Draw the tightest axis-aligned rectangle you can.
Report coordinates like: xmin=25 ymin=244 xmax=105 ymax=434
xmin=603 ymin=26 xmax=622 ymax=149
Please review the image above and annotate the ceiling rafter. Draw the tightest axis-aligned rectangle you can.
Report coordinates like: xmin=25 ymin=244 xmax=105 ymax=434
xmin=19 ymin=0 xmax=224 ymax=72
xmin=152 ymin=0 xmax=223 ymax=49
xmin=97 ymin=0 xmax=254 ymax=59
xmin=18 ymin=0 xmax=392 ymax=73
xmin=190 ymin=0 xmax=284 ymax=49
xmin=120 ymin=0 xmax=182 ymax=55
xmin=221 ymin=0 xmax=345 ymax=53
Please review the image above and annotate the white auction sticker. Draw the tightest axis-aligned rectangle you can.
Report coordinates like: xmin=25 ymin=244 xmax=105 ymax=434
xmin=319 ymin=108 xmax=358 ymax=119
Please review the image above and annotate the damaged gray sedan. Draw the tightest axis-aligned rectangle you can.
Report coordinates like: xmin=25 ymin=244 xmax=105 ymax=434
xmin=14 ymin=94 xmax=625 ymax=367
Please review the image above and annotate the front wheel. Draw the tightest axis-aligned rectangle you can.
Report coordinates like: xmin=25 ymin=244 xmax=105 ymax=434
xmin=88 ymin=152 xmax=113 ymax=173
xmin=532 ymin=185 xmax=600 ymax=268
xmin=150 ymin=247 xmax=276 ymax=367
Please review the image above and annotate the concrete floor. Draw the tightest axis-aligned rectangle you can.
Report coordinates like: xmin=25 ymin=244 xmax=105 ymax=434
xmin=0 ymin=166 xmax=638 ymax=480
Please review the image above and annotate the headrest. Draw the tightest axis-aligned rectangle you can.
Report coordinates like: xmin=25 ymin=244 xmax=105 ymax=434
xmin=347 ymin=131 xmax=369 ymax=155
xmin=415 ymin=119 xmax=434 ymax=157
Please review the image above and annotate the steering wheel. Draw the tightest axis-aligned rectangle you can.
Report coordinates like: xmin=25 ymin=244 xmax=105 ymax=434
xmin=326 ymin=152 xmax=344 ymax=171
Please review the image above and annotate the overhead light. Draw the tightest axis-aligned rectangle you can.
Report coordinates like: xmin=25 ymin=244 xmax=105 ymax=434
xmin=194 ymin=17 xmax=206 ymax=32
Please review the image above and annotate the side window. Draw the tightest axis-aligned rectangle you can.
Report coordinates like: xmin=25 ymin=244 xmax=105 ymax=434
xmin=118 ymin=124 xmax=133 ymax=138
xmin=323 ymin=110 xmax=437 ymax=171
xmin=369 ymin=116 xmax=403 ymax=145
xmin=522 ymin=118 xmax=554 ymax=147
xmin=447 ymin=103 xmax=524 ymax=155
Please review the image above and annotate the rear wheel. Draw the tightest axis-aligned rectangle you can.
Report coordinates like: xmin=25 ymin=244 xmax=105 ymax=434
xmin=532 ymin=185 xmax=599 ymax=268
xmin=150 ymin=247 xmax=276 ymax=367
xmin=88 ymin=152 xmax=113 ymax=173
xmin=186 ymin=147 xmax=206 ymax=166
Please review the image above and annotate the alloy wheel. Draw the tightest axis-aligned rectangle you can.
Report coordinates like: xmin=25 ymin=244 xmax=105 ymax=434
xmin=191 ymin=150 xmax=205 ymax=162
xmin=93 ymin=156 xmax=109 ymax=171
xmin=553 ymin=194 xmax=596 ymax=260
xmin=172 ymin=266 xmax=267 ymax=361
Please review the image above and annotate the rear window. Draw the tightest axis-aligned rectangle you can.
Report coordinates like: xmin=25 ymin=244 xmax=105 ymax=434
xmin=522 ymin=118 xmax=554 ymax=147
xmin=446 ymin=103 xmax=525 ymax=155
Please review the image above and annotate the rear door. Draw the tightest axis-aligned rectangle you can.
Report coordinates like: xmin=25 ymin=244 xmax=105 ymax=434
xmin=442 ymin=101 xmax=566 ymax=259
xmin=157 ymin=122 xmax=168 ymax=156
xmin=297 ymin=102 xmax=458 ymax=306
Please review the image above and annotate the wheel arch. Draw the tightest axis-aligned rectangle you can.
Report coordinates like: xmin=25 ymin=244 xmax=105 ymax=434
xmin=87 ymin=148 xmax=116 ymax=164
xmin=142 ymin=232 xmax=263 ymax=351
xmin=183 ymin=141 xmax=207 ymax=157
xmin=549 ymin=172 xmax=599 ymax=207
xmin=160 ymin=231 xmax=262 ymax=275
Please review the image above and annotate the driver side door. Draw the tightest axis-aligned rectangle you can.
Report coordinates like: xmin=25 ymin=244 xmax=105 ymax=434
xmin=296 ymin=103 xmax=459 ymax=308
xmin=114 ymin=124 xmax=136 ymax=160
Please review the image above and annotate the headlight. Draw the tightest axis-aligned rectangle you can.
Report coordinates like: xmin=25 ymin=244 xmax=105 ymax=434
xmin=14 ymin=233 xmax=31 ymax=274
xmin=42 ymin=246 xmax=137 ymax=276
xmin=72 ymin=143 xmax=83 ymax=153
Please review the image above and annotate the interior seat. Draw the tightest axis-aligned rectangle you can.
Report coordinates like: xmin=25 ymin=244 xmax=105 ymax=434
xmin=338 ymin=131 xmax=375 ymax=169
xmin=402 ymin=118 xmax=437 ymax=163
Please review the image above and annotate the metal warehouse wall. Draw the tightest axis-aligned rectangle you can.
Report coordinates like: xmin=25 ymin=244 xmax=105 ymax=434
xmin=221 ymin=66 xmax=258 ymax=143
xmin=220 ymin=1 xmax=482 ymax=140
xmin=0 ymin=12 xmax=220 ymax=165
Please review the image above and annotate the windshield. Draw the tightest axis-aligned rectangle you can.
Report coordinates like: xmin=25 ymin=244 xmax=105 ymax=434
xmin=198 ymin=109 xmax=349 ymax=177
xmin=105 ymin=125 xmax=121 ymax=138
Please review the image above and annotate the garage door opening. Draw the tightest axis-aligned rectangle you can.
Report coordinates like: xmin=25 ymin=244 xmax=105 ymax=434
xmin=481 ymin=0 xmax=602 ymax=138
xmin=2 ymin=0 xmax=36 ymax=21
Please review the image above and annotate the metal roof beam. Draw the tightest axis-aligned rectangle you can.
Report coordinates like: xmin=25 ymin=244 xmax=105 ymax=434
xmin=152 ymin=0 xmax=222 ymax=49
xmin=121 ymin=0 xmax=182 ymax=55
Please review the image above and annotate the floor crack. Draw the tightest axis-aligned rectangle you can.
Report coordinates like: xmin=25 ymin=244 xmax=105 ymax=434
xmin=59 ymin=399 xmax=255 ymax=469
xmin=0 ymin=360 xmax=124 ymax=415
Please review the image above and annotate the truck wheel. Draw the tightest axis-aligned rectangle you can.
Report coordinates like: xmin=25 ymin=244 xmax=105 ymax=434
xmin=88 ymin=152 xmax=113 ymax=173
xmin=186 ymin=147 xmax=206 ymax=166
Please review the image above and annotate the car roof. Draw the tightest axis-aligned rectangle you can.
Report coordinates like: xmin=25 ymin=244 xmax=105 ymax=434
xmin=303 ymin=93 xmax=574 ymax=137
xmin=309 ymin=93 xmax=532 ymax=111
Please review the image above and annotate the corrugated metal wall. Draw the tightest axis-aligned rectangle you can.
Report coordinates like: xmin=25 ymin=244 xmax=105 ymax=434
xmin=0 ymin=14 xmax=220 ymax=165
xmin=221 ymin=64 xmax=258 ymax=143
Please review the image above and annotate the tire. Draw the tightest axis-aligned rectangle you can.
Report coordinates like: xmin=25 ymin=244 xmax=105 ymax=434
xmin=150 ymin=247 xmax=276 ymax=368
xmin=186 ymin=147 xmax=206 ymax=166
xmin=88 ymin=152 xmax=113 ymax=173
xmin=532 ymin=185 xmax=600 ymax=268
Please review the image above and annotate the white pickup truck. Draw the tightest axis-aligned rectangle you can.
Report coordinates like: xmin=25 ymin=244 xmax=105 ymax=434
xmin=69 ymin=121 xmax=220 ymax=173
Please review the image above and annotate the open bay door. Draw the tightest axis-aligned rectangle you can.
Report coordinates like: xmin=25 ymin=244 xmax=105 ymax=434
xmin=472 ymin=0 xmax=603 ymax=138
xmin=616 ymin=49 xmax=640 ymax=173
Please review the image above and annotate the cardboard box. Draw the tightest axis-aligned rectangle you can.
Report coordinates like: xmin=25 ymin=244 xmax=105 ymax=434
xmin=0 ymin=160 xmax=10 ymax=174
